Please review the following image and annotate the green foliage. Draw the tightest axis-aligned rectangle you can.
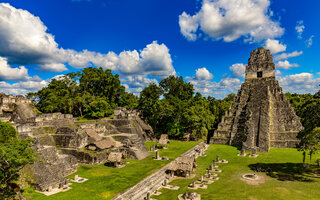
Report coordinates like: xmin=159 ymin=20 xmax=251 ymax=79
xmin=84 ymin=98 xmax=113 ymax=119
xmin=28 ymin=67 xmax=132 ymax=119
xmin=208 ymin=93 xmax=235 ymax=129
xmin=286 ymin=91 xmax=320 ymax=162
xmin=118 ymin=92 xmax=138 ymax=110
xmin=138 ymin=76 xmax=231 ymax=140
xmin=183 ymin=93 xmax=215 ymax=140
xmin=0 ymin=121 xmax=35 ymax=199
xmin=0 ymin=121 xmax=18 ymax=143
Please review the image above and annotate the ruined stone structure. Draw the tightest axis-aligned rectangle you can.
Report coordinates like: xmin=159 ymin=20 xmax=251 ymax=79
xmin=0 ymin=94 xmax=155 ymax=192
xmin=112 ymin=142 xmax=208 ymax=200
xmin=0 ymin=93 xmax=34 ymax=122
xmin=210 ymin=47 xmax=304 ymax=152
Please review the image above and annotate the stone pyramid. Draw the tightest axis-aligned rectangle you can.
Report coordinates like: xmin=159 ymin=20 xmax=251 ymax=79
xmin=210 ymin=47 xmax=303 ymax=152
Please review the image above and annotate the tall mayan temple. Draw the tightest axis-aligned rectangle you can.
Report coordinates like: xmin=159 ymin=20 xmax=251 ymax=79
xmin=210 ymin=47 xmax=304 ymax=152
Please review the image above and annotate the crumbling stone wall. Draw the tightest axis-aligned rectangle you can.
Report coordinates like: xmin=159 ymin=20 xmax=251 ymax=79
xmin=210 ymin=48 xmax=303 ymax=152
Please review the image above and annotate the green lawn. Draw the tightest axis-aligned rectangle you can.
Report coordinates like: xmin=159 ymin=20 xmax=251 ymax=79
xmin=154 ymin=144 xmax=320 ymax=200
xmin=23 ymin=140 xmax=199 ymax=200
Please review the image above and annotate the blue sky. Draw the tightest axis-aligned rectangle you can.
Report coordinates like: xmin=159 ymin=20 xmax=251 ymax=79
xmin=0 ymin=0 xmax=319 ymax=98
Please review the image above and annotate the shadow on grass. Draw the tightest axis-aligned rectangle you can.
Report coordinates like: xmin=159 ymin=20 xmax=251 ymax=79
xmin=248 ymin=163 xmax=320 ymax=182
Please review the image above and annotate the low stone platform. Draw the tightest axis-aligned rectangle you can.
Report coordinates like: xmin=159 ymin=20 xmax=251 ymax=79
xmin=162 ymin=185 xmax=180 ymax=190
xmin=37 ymin=183 xmax=72 ymax=196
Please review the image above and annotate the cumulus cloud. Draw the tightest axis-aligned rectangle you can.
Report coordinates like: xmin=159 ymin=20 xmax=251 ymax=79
xmin=274 ymin=51 xmax=303 ymax=61
xmin=230 ymin=63 xmax=245 ymax=78
xmin=0 ymin=3 xmax=175 ymax=80
xmin=264 ymin=39 xmax=286 ymax=54
xmin=178 ymin=0 xmax=284 ymax=43
xmin=187 ymin=67 xmax=242 ymax=98
xmin=0 ymin=57 xmax=29 ymax=81
xmin=0 ymin=80 xmax=48 ymax=95
xmin=121 ymin=75 xmax=158 ymax=95
xmin=275 ymin=70 xmax=282 ymax=75
xmin=279 ymin=73 xmax=320 ymax=94
xmin=295 ymin=20 xmax=305 ymax=39
xmin=276 ymin=60 xmax=299 ymax=69
xmin=39 ymin=63 xmax=68 ymax=72
xmin=195 ymin=67 xmax=213 ymax=80
xmin=0 ymin=3 xmax=61 ymax=66
xmin=306 ymin=35 xmax=314 ymax=48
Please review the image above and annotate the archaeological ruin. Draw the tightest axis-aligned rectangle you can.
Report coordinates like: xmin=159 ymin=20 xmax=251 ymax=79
xmin=210 ymin=47 xmax=304 ymax=152
xmin=0 ymin=93 xmax=156 ymax=192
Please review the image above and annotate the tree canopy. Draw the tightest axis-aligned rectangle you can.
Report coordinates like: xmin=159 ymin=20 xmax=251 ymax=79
xmin=28 ymin=67 xmax=137 ymax=119
xmin=138 ymin=75 xmax=234 ymax=140
xmin=286 ymin=91 xmax=320 ymax=163
xmin=0 ymin=121 xmax=35 ymax=199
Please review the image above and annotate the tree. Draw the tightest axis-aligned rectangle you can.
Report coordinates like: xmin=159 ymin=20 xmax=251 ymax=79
xmin=289 ymin=90 xmax=320 ymax=163
xmin=0 ymin=121 xmax=35 ymax=199
xmin=84 ymin=98 xmax=113 ymax=119
xmin=138 ymin=83 xmax=163 ymax=128
xmin=118 ymin=92 xmax=138 ymax=110
xmin=298 ymin=127 xmax=320 ymax=163
xmin=28 ymin=67 xmax=131 ymax=119
xmin=160 ymin=75 xmax=194 ymax=101
xmin=183 ymin=93 xmax=215 ymax=139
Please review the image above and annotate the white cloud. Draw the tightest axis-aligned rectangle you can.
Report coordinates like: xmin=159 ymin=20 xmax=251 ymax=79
xmin=121 ymin=75 xmax=158 ymax=95
xmin=276 ymin=60 xmax=299 ymax=69
xmin=279 ymin=73 xmax=320 ymax=94
xmin=275 ymin=70 xmax=282 ymax=75
xmin=187 ymin=67 xmax=242 ymax=98
xmin=230 ymin=63 xmax=245 ymax=78
xmin=195 ymin=67 xmax=213 ymax=80
xmin=295 ymin=20 xmax=305 ymax=39
xmin=0 ymin=3 xmax=176 ymax=81
xmin=0 ymin=3 xmax=60 ymax=66
xmin=0 ymin=57 xmax=29 ymax=81
xmin=139 ymin=41 xmax=175 ymax=77
xmin=179 ymin=12 xmax=199 ymax=41
xmin=274 ymin=51 xmax=303 ymax=61
xmin=306 ymin=35 xmax=314 ymax=48
xmin=179 ymin=0 xmax=284 ymax=43
xmin=264 ymin=39 xmax=286 ymax=54
xmin=103 ymin=41 xmax=176 ymax=77
xmin=39 ymin=63 xmax=68 ymax=72
xmin=0 ymin=79 xmax=48 ymax=95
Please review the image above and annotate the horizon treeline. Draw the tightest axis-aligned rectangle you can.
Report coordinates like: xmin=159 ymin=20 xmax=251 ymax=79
xmin=27 ymin=67 xmax=234 ymax=139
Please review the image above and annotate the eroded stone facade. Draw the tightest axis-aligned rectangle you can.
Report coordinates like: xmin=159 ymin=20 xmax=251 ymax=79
xmin=210 ymin=47 xmax=303 ymax=152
